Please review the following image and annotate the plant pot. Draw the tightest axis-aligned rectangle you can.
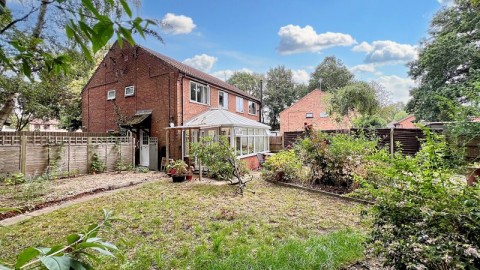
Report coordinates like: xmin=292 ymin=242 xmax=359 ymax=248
xmin=172 ymin=175 xmax=186 ymax=182
xmin=186 ymin=174 xmax=193 ymax=181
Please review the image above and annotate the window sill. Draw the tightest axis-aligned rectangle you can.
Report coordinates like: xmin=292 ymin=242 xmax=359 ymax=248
xmin=237 ymin=151 xmax=269 ymax=159
xmin=189 ymin=100 xmax=210 ymax=106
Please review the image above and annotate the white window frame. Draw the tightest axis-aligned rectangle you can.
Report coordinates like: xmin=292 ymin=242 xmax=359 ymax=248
xmin=219 ymin=91 xmax=228 ymax=109
xmin=236 ymin=97 xmax=244 ymax=113
xmin=107 ymin=90 xmax=116 ymax=100
xmin=190 ymin=81 xmax=210 ymax=105
xmin=234 ymin=128 xmax=269 ymax=158
xmin=320 ymin=112 xmax=329 ymax=118
xmin=248 ymin=101 xmax=257 ymax=115
xmin=124 ymin=86 xmax=135 ymax=97
xmin=306 ymin=113 xmax=314 ymax=118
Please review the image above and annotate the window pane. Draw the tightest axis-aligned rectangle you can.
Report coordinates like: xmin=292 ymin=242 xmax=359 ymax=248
xmin=255 ymin=136 xmax=261 ymax=152
xmin=219 ymin=92 xmax=224 ymax=107
xmin=197 ymin=85 xmax=203 ymax=103
xmin=241 ymin=136 xmax=248 ymax=155
xmin=236 ymin=136 xmax=241 ymax=155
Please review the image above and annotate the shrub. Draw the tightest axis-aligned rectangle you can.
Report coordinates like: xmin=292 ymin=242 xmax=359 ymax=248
xmin=295 ymin=131 xmax=379 ymax=188
xmin=261 ymin=150 xmax=302 ymax=182
xmin=365 ymin=129 xmax=480 ymax=269
xmin=90 ymin=153 xmax=105 ymax=174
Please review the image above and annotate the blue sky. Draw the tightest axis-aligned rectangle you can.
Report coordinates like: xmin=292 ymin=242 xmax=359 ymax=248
xmin=6 ymin=0 xmax=450 ymax=103
xmin=135 ymin=0 xmax=452 ymax=103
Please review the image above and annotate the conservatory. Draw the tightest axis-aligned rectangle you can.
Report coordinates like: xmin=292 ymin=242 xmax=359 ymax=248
xmin=165 ymin=108 xmax=271 ymax=169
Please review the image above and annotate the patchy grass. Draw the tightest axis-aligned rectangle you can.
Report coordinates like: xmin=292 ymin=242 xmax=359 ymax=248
xmin=0 ymin=177 xmax=367 ymax=269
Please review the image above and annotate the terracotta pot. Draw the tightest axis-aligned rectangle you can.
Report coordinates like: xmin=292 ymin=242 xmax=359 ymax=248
xmin=466 ymin=167 xmax=480 ymax=186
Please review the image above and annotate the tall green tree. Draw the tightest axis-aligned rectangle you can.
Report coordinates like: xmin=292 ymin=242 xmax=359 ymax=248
xmin=407 ymin=0 xmax=480 ymax=121
xmin=227 ymin=71 xmax=263 ymax=99
xmin=264 ymin=66 xmax=297 ymax=130
xmin=308 ymin=56 xmax=354 ymax=93
xmin=0 ymin=0 xmax=162 ymax=129
xmin=330 ymin=81 xmax=380 ymax=126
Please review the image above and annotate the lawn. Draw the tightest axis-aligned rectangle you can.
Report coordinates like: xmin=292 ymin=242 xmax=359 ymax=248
xmin=0 ymin=176 xmax=367 ymax=269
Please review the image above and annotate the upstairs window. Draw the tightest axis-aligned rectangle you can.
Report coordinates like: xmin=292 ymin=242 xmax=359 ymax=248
xmin=219 ymin=91 xmax=228 ymax=109
xmin=125 ymin=86 xmax=135 ymax=97
xmin=306 ymin=113 xmax=314 ymax=118
xmin=190 ymin=81 xmax=210 ymax=105
xmin=320 ymin=112 xmax=329 ymax=118
xmin=248 ymin=101 xmax=257 ymax=115
xmin=236 ymin=97 xmax=244 ymax=113
xmin=107 ymin=90 xmax=116 ymax=100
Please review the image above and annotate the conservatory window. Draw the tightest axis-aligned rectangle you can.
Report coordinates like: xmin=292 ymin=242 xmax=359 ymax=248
xmin=234 ymin=127 xmax=269 ymax=156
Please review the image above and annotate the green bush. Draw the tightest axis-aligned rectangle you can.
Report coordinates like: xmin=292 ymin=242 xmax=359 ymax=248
xmin=365 ymin=129 xmax=480 ymax=269
xmin=261 ymin=150 xmax=302 ymax=182
xmin=295 ymin=131 xmax=379 ymax=188
xmin=90 ymin=153 xmax=106 ymax=174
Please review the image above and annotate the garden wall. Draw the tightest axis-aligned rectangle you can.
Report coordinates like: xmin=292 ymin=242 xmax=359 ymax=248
xmin=0 ymin=132 xmax=134 ymax=177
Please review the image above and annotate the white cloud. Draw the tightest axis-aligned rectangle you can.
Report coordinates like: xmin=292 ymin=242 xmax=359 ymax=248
xmin=210 ymin=68 xmax=253 ymax=81
xmin=277 ymin=25 xmax=356 ymax=55
xmin=352 ymin=41 xmax=374 ymax=53
xmin=354 ymin=40 xmax=417 ymax=64
xmin=292 ymin=69 xmax=310 ymax=84
xmin=437 ymin=0 xmax=454 ymax=5
xmin=376 ymin=75 xmax=417 ymax=103
xmin=183 ymin=54 xmax=218 ymax=72
xmin=161 ymin=13 xmax=196 ymax=35
xmin=351 ymin=64 xmax=376 ymax=73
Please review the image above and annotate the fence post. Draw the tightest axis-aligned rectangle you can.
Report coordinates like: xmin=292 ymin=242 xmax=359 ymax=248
xmin=87 ymin=137 xmax=92 ymax=173
xmin=20 ymin=135 xmax=27 ymax=174
xmin=390 ymin=128 xmax=394 ymax=157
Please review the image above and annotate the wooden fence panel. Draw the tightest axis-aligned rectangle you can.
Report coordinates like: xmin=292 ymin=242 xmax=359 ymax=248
xmin=269 ymin=136 xmax=283 ymax=152
xmin=0 ymin=146 xmax=20 ymax=172
xmin=0 ymin=133 xmax=133 ymax=177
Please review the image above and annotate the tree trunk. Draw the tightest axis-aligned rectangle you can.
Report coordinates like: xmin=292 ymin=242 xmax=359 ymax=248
xmin=0 ymin=93 xmax=19 ymax=130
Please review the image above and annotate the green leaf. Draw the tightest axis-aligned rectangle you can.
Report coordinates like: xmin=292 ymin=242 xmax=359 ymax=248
xmin=21 ymin=60 xmax=31 ymax=79
xmin=119 ymin=27 xmax=134 ymax=46
xmin=80 ymin=0 xmax=100 ymax=17
xmin=15 ymin=247 xmax=40 ymax=268
xmin=67 ymin=234 xmax=81 ymax=245
xmin=65 ymin=24 xmax=75 ymax=39
xmin=92 ymin=21 xmax=114 ymax=53
xmin=119 ymin=0 xmax=132 ymax=17
xmin=69 ymin=259 xmax=91 ymax=270
xmin=45 ymin=245 xmax=64 ymax=256
xmin=91 ymin=247 xmax=115 ymax=257
xmin=39 ymin=256 xmax=72 ymax=270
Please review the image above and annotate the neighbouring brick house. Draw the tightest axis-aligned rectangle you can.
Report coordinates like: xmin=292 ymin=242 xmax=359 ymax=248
xmin=279 ymin=89 xmax=351 ymax=134
xmin=82 ymin=42 xmax=268 ymax=169
xmin=387 ymin=115 xmax=416 ymax=129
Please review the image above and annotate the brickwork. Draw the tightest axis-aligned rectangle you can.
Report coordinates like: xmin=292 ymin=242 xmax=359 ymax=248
xmin=279 ymin=90 xmax=351 ymax=134
xmin=82 ymin=42 xmax=261 ymax=163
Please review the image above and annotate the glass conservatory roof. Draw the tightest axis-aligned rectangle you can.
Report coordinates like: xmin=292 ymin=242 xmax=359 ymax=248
xmin=184 ymin=108 xmax=270 ymax=129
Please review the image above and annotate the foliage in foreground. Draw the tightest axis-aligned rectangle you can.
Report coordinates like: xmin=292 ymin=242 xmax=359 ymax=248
xmin=0 ymin=209 xmax=119 ymax=270
xmin=362 ymin=130 xmax=480 ymax=269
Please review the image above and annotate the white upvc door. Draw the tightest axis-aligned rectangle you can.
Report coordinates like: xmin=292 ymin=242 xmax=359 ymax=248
xmin=139 ymin=130 xmax=149 ymax=167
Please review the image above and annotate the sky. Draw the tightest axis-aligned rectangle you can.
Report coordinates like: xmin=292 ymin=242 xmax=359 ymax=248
xmin=6 ymin=0 xmax=452 ymax=104
xmin=133 ymin=0 xmax=454 ymax=104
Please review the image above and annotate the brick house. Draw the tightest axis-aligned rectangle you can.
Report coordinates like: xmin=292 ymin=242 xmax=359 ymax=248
xmin=82 ymin=42 xmax=269 ymax=169
xmin=387 ymin=115 xmax=416 ymax=129
xmin=279 ymin=89 xmax=351 ymax=134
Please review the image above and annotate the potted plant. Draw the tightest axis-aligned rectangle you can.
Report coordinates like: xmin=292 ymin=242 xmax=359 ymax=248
xmin=170 ymin=159 xmax=188 ymax=182
xmin=186 ymin=166 xmax=194 ymax=181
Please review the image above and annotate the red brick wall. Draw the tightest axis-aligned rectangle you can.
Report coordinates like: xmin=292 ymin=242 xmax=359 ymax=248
xmin=241 ymin=155 xmax=260 ymax=170
xmin=279 ymin=90 xmax=351 ymax=134
xmin=82 ymin=43 xmax=181 ymax=159
xmin=181 ymin=77 xmax=260 ymax=123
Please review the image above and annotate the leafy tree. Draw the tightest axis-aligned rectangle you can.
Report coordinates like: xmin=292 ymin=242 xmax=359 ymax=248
xmin=0 ymin=0 xmax=162 ymax=129
xmin=407 ymin=0 xmax=480 ymax=121
xmin=353 ymin=114 xmax=387 ymax=128
xmin=294 ymin=83 xmax=309 ymax=98
xmin=377 ymin=102 xmax=406 ymax=124
xmin=264 ymin=65 xmax=297 ymax=130
xmin=330 ymin=81 xmax=380 ymax=120
xmin=308 ymin=56 xmax=354 ymax=93
xmin=227 ymin=71 xmax=263 ymax=99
